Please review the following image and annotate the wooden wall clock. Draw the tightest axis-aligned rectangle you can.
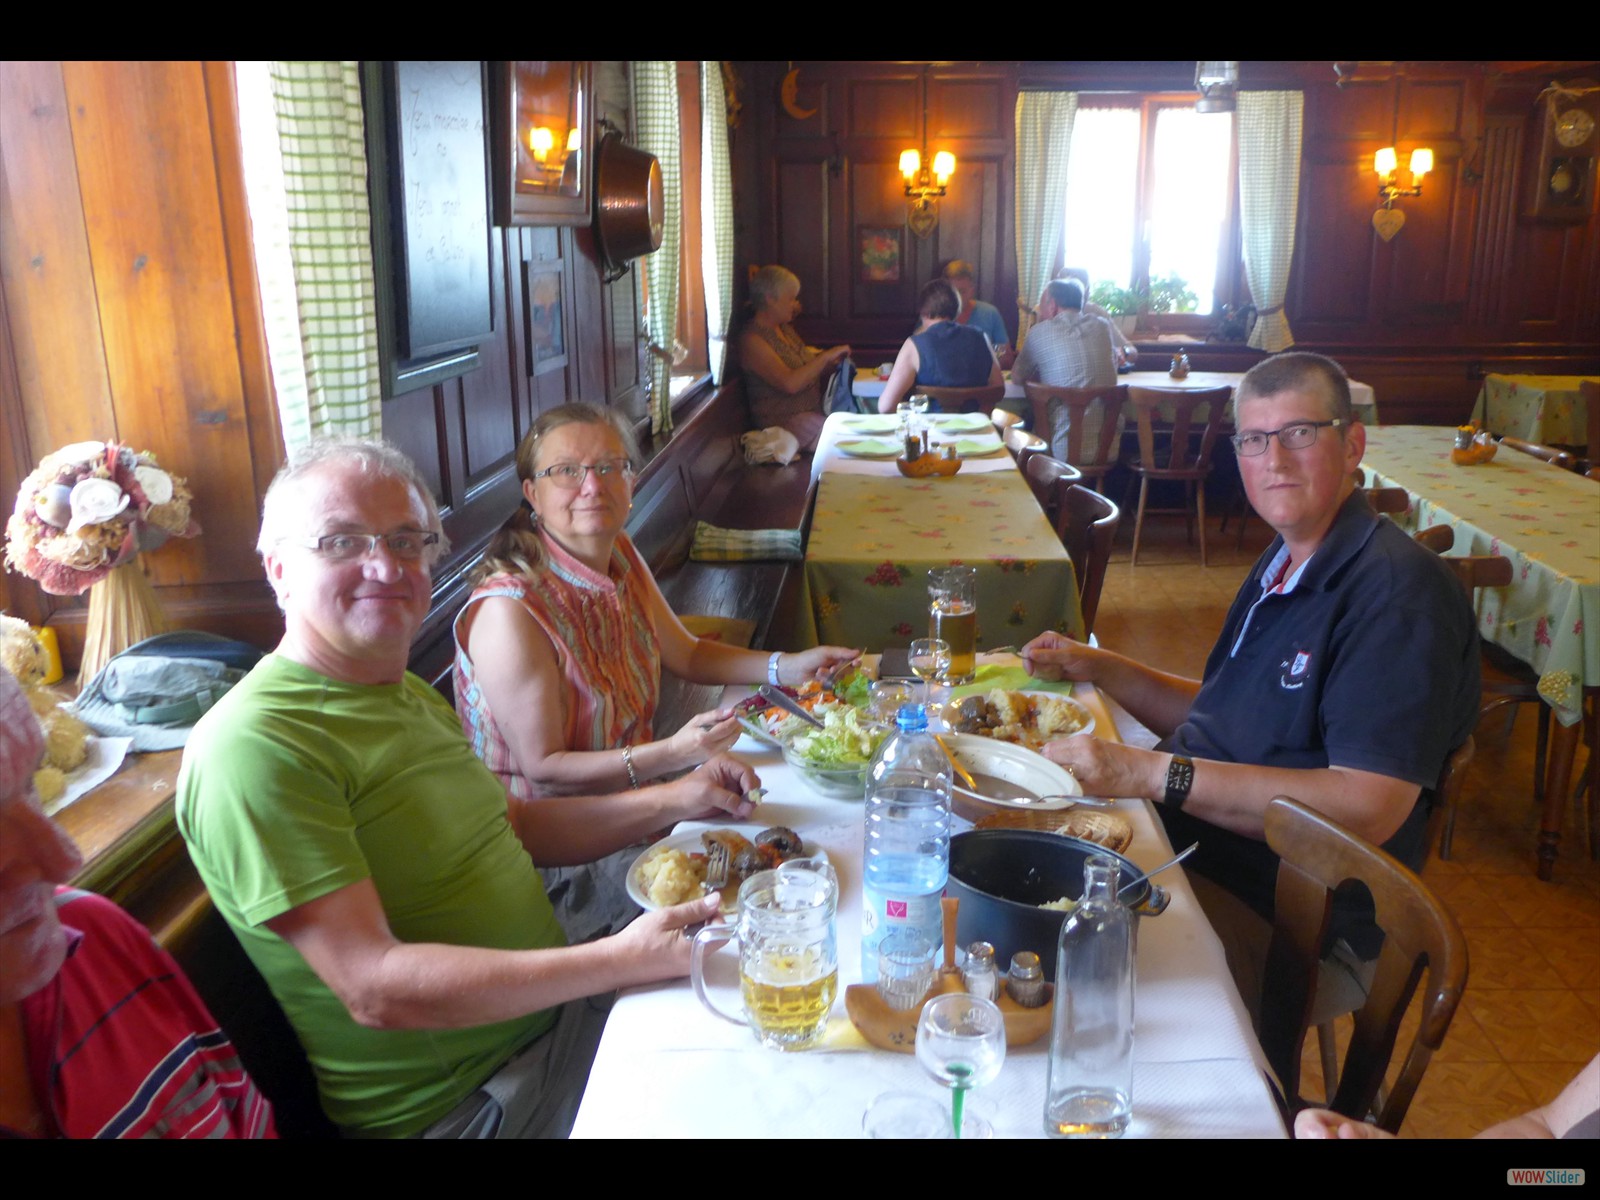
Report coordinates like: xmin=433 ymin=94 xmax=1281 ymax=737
xmin=1527 ymin=81 xmax=1599 ymax=223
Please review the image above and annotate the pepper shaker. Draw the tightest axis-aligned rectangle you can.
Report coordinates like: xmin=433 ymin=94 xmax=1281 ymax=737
xmin=1007 ymin=950 xmax=1048 ymax=1008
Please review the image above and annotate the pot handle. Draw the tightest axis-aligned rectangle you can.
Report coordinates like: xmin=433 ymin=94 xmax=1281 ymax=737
xmin=1129 ymin=883 xmax=1170 ymax=917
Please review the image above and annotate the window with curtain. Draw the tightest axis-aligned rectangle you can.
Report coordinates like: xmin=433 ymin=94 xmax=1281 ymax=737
xmin=637 ymin=60 xmax=721 ymax=407
xmin=1061 ymin=97 xmax=1238 ymax=330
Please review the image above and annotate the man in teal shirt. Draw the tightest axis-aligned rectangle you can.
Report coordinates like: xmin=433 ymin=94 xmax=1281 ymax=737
xmin=178 ymin=438 xmax=756 ymax=1138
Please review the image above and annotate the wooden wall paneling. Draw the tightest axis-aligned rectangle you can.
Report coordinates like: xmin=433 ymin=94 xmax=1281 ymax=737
xmin=1470 ymin=118 xmax=1523 ymax=329
xmin=459 ymin=232 xmax=518 ymax=489
xmin=774 ymin=158 xmax=833 ymax=320
xmin=844 ymin=73 xmax=919 ymax=142
xmin=568 ymin=223 xmax=607 ymax=409
xmin=383 ymin=384 xmax=448 ymax=503
xmin=201 ymin=62 xmax=284 ymax=518
xmin=0 ymin=272 xmax=37 ymax=625
xmin=849 ymin=155 xmax=915 ymax=322
xmin=62 ymin=61 xmax=258 ymax=590
xmin=524 ymin=224 xmax=576 ymax=417
xmin=0 ymin=60 xmax=117 ymax=457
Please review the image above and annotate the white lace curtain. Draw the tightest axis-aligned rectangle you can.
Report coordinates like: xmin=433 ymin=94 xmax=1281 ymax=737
xmin=1237 ymin=91 xmax=1303 ymax=353
xmin=234 ymin=61 xmax=382 ymax=450
xmin=631 ymin=62 xmax=682 ymax=437
xmin=701 ymin=62 xmax=735 ymax=386
xmin=1013 ymin=91 xmax=1077 ymax=345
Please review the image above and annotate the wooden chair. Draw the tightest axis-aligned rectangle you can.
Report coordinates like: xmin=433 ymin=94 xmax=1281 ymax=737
xmin=1411 ymin=524 xmax=1455 ymax=554
xmin=1003 ymin=423 xmax=1046 ymax=470
xmin=1054 ymin=483 xmax=1120 ymax=639
xmin=1259 ymin=797 xmax=1468 ymax=1133
xmin=917 ymin=383 xmax=1005 ymax=415
xmin=1427 ymin=550 xmax=1552 ymax=863
xmin=1022 ymin=453 xmax=1082 ymax=528
xmin=1582 ymin=380 xmax=1599 ymax=474
xmin=1364 ymin=487 xmax=1409 ymax=515
xmin=1126 ymin=386 xmax=1231 ymax=566
xmin=1500 ymin=435 xmax=1575 ymax=472
xmin=1023 ymin=382 xmax=1129 ymax=494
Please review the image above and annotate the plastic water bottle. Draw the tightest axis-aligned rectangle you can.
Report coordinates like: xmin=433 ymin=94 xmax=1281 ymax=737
xmin=861 ymin=704 xmax=952 ymax=981
xmin=1044 ymin=855 xmax=1135 ymax=1138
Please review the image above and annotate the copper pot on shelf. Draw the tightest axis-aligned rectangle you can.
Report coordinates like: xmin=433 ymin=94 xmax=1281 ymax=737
xmin=593 ymin=127 xmax=663 ymax=277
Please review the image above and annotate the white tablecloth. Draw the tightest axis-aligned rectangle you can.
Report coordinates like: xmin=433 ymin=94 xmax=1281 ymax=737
xmin=570 ymin=681 xmax=1284 ymax=1139
xmin=812 ymin=411 xmax=1016 ymax=482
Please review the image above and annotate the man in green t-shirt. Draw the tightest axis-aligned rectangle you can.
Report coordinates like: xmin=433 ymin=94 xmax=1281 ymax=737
xmin=177 ymin=438 xmax=758 ymax=1139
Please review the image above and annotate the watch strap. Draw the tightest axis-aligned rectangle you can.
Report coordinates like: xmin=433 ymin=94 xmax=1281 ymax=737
xmin=1164 ymin=754 xmax=1194 ymax=809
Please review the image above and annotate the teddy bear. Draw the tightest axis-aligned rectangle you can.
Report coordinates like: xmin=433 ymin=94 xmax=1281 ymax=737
xmin=1 ymin=612 xmax=90 ymax=804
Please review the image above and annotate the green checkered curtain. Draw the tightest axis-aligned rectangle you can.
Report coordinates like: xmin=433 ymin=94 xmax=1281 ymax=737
xmin=701 ymin=62 xmax=735 ymax=386
xmin=1014 ymin=91 xmax=1077 ymax=346
xmin=632 ymin=61 xmax=681 ymax=437
xmin=1237 ymin=91 xmax=1303 ymax=353
xmin=234 ymin=60 xmax=382 ymax=450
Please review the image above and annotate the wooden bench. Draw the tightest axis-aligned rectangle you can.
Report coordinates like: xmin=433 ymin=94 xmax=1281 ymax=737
xmin=624 ymin=379 xmax=816 ymax=733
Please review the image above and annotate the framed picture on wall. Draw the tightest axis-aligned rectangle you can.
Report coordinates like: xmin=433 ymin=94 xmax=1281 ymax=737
xmin=490 ymin=61 xmax=593 ymax=226
xmin=858 ymin=226 xmax=902 ymax=284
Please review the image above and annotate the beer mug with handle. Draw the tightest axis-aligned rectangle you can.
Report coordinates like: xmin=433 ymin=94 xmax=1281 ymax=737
xmin=690 ymin=858 xmax=839 ymax=1051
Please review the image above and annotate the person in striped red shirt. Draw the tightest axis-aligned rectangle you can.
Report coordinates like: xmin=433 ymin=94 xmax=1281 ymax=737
xmin=0 ymin=668 xmax=274 ymax=1139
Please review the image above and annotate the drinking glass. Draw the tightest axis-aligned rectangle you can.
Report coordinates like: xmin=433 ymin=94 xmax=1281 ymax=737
xmin=915 ymin=993 xmax=1007 ymax=1138
xmin=927 ymin=566 xmax=978 ymax=684
xmin=689 ymin=860 xmax=839 ymax=1051
xmin=868 ymin=680 xmax=914 ymax=725
xmin=907 ymin=638 xmax=950 ymax=713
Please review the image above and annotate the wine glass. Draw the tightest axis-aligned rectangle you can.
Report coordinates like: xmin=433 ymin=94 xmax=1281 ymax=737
xmin=908 ymin=637 xmax=951 ymax=717
xmin=915 ymin=993 xmax=1006 ymax=1139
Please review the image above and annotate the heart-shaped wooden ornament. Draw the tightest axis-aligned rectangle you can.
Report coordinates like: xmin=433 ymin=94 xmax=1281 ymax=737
xmin=1372 ymin=208 xmax=1406 ymax=241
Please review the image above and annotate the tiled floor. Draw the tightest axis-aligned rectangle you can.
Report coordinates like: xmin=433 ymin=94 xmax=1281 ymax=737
xmin=1090 ymin=505 xmax=1599 ymax=1139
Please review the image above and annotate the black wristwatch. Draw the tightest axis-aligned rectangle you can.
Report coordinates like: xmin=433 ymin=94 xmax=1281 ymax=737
xmin=1164 ymin=755 xmax=1194 ymax=808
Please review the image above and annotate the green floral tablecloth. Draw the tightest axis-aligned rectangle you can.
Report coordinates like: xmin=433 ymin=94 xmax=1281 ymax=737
xmin=1470 ymin=374 xmax=1596 ymax=447
xmin=799 ymin=470 xmax=1083 ymax=651
xmin=1362 ymin=426 xmax=1600 ymax=725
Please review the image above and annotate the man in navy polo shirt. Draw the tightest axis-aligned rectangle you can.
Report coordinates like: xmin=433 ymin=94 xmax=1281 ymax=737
xmin=1020 ymin=351 xmax=1478 ymax=1011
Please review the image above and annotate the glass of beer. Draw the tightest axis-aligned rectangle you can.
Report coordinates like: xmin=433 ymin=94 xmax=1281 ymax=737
xmin=928 ymin=566 xmax=978 ymax=685
xmin=690 ymin=859 xmax=839 ymax=1051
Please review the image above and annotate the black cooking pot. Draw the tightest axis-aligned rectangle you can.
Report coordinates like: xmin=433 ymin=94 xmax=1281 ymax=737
xmin=948 ymin=829 xmax=1170 ymax=978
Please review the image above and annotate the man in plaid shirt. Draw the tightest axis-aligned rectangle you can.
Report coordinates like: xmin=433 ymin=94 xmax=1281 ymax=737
xmin=1010 ymin=278 xmax=1120 ymax=461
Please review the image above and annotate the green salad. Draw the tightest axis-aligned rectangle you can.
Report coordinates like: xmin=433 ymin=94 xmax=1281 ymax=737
xmin=787 ymin=706 xmax=887 ymax=769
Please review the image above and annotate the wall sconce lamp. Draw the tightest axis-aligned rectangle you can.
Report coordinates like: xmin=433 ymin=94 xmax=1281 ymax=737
xmin=900 ymin=147 xmax=955 ymax=238
xmin=1194 ymin=61 xmax=1239 ymax=113
xmin=1371 ymin=146 xmax=1432 ymax=240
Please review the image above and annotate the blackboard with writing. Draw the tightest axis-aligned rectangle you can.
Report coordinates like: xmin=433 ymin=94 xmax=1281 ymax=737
xmin=363 ymin=61 xmax=493 ymax=396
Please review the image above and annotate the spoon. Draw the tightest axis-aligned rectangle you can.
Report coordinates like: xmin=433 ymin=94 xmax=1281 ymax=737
xmin=949 ymin=782 xmax=1117 ymax=809
xmin=1117 ymin=841 xmax=1199 ymax=897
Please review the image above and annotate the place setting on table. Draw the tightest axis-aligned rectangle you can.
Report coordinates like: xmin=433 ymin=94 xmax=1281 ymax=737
xmin=570 ymin=572 xmax=1283 ymax=1139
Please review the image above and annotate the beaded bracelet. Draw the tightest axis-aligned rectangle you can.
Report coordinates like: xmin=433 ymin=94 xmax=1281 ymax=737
xmin=767 ymin=651 xmax=782 ymax=686
xmin=622 ymin=744 xmax=639 ymax=790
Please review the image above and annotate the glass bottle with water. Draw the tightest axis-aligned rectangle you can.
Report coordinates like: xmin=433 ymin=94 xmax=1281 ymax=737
xmin=1044 ymin=855 xmax=1135 ymax=1138
xmin=860 ymin=704 xmax=952 ymax=981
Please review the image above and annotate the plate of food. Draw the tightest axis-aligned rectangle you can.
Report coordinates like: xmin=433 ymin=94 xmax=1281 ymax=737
xmin=629 ymin=825 xmax=826 ymax=911
xmin=946 ymin=688 xmax=1094 ymax=749
xmin=835 ymin=437 xmax=902 ymax=459
xmin=941 ymin=734 xmax=1081 ymax=811
xmin=733 ymin=676 xmax=873 ymax=747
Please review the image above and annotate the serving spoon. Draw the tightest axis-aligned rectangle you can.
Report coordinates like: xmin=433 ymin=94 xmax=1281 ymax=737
xmin=1117 ymin=841 xmax=1199 ymax=897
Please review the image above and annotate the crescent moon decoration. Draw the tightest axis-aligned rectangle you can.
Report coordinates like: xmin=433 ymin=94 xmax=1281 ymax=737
xmin=781 ymin=68 xmax=817 ymax=121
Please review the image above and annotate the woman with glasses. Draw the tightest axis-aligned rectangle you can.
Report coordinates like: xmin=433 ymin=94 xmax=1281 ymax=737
xmin=453 ymin=404 xmax=857 ymax=807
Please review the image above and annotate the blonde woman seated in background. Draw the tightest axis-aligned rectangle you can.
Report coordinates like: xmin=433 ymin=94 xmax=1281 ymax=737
xmin=454 ymin=403 xmax=856 ymax=800
xmin=877 ymin=278 xmax=1004 ymax=413
xmin=738 ymin=265 xmax=852 ymax=451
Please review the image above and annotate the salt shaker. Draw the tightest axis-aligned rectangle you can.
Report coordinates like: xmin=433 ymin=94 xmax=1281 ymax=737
xmin=961 ymin=941 xmax=998 ymax=1001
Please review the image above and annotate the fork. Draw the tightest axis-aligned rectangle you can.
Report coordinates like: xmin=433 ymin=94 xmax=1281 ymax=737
xmin=684 ymin=841 xmax=730 ymax=938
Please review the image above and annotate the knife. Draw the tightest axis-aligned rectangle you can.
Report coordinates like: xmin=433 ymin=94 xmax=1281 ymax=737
xmin=932 ymin=734 xmax=979 ymax=790
xmin=757 ymin=684 xmax=825 ymax=730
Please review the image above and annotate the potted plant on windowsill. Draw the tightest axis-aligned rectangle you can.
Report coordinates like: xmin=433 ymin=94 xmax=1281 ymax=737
xmin=1088 ymin=281 xmax=1145 ymax=338
xmin=1144 ymin=273 xmax=1199 ymax=316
